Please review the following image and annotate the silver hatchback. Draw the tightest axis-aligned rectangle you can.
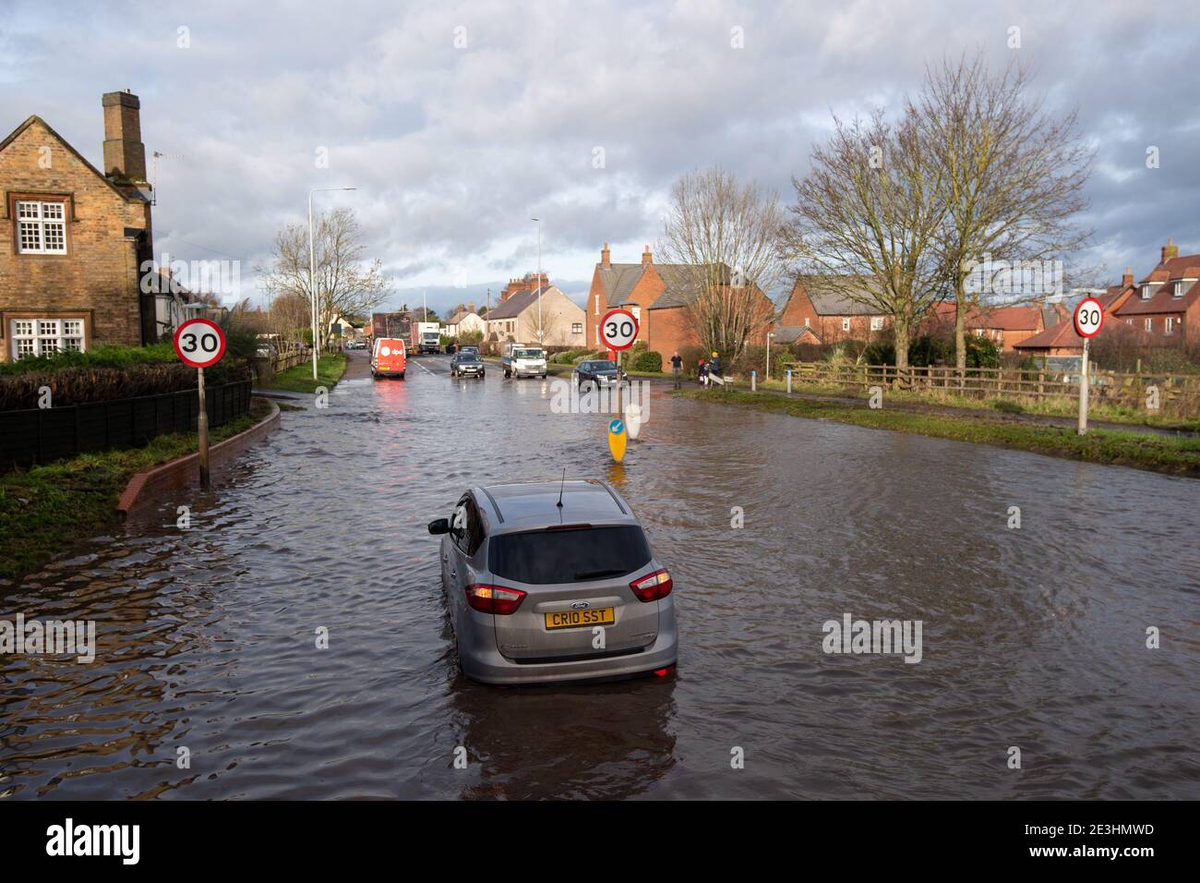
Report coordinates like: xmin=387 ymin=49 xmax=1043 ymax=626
xmin=428 ymin=480 xmax=678 ymax=685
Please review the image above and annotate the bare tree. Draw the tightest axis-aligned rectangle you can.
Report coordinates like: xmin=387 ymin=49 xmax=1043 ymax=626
xmin=659 ymin=168 xmax=787 ymax=367
xmin=787 ymin=110 xmax=948 ymax=370
xmin=916 ymin=54 xmax=1094 ymax=374
xmin=259 ymin=208 xmax=391 ymax=349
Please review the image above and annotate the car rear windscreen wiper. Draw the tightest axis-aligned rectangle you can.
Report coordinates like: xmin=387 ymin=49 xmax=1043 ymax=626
xmin=574 ymin=568 xmax=626 ymax=580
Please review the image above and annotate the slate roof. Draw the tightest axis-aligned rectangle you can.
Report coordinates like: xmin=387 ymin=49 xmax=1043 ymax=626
xmin=485 ymin=286 xmax=557 ymax=320
xmin=783 ymin=276 xmax=890 ymax=316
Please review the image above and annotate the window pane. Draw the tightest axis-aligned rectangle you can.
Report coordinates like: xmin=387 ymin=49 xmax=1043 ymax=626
xmin=19 ymin=221 xmax=41 ymax=251
xmin=44 ymin=220 xmax=66 ymax=252
xmin=489 ymin=526 xmax=652 ymax=585
xmin=63 ymin=319 xmax=84 ymax=336
xmin=13 ymin=319 xmax=34 ymax=336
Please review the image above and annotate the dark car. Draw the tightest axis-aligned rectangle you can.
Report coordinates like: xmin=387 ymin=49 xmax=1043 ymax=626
xmin=571 ymin=359 xmax=626 ymax=392
xmin=451 ymin=350 xmax=485 ymax=378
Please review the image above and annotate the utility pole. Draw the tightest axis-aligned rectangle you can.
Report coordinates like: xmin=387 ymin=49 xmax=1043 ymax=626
xmin=532 ymin=217 xmax=542 ymax=343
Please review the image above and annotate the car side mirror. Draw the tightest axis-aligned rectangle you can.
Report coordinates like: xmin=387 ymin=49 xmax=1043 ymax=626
xmin=427 ymin=518 xmax=451 ymax=535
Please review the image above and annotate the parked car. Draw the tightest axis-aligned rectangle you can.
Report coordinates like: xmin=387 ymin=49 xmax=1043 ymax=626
xmin=571 ymin=358 xmax=627 ymax=391
xmin=371 ymin=337 xmax=407 ymax=379
xmin=427 ymin=479 xmax=677 ymax=685
xmin=450 ymin=350 xmax=485 ymax=379
xmin=501 ymin=344 xmax=547 ymax=379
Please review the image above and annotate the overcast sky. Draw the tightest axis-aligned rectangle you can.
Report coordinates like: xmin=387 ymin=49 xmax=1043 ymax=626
xmin=3 ymin=0 xmax=1198 ymax=315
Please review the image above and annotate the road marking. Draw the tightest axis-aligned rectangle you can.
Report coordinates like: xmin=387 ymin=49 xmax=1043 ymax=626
xmin=414 ymin=359 xmax=437 ymax=376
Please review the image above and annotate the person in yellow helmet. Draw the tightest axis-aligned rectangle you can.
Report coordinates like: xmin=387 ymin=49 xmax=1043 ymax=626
xmin=709 ymin=351 xmax=722 ymax=382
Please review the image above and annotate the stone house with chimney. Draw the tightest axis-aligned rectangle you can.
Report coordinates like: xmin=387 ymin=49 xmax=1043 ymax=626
xmin=0 ymin=90 xmax=154 ymax=362
xmin=443 ymin=302 xmax=486 ymax=338
xmin=586 ymin=243 xmax=772 ymax=358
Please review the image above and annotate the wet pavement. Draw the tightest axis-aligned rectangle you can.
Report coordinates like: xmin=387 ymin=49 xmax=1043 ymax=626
xmin=2 ymin=351 xmax=1198 ymax=799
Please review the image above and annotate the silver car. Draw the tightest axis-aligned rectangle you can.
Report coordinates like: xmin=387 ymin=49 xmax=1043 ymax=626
xmin=427 ymin=480 xmax=678 ymax=685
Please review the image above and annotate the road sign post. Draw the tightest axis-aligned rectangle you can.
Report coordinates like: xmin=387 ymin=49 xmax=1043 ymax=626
xmin=599 ymin=309 xmax=639 ymax=461
xmin=173 ymin=318 xmax=228 ymax=488
xmin=1073 ymin=297 xmax=1104 ymax=436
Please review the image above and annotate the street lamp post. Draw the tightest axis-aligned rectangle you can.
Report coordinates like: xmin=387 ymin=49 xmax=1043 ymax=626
xmin=766 ymin=331 xmax=774 ymax=381
xmin=308 ymin=186 xmax=357 ymax=380
xmin=532 ymin=217 xmax=542 ymax=343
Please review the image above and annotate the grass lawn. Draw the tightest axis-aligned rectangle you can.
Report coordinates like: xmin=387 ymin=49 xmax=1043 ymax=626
xmin=0 ymin=397 xmax=274 ymax=584
xmin=261 ymin=353 xmax=347 ymax=394
xmin=676 ymin=388 xmax=1200 ymax=477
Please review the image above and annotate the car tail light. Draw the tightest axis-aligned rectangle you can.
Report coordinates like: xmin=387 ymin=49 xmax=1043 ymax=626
xmin=630 ymin=569 xmax=672 ymax=602
xmin=465 ymin=584 xmax=526 ymax=615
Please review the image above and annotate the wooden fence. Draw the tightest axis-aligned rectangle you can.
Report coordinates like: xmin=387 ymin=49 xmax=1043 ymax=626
xmin=0 ymin=380 xmax=252 ymax=472
xmin=778 ymin=361 xmax=1200 ymax=411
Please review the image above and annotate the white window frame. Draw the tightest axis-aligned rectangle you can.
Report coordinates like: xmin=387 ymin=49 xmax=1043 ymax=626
xmin=594 ymin=294 xmax=600 ymax=315
xmin=15 ymin=199 xmax=68 ymax=255
xmin=571 ymin=322 xmax=583 ymax=334
xmin=1165 ymin=317 xmax=1175 ymax=335
xmin=841 ymin=317 xmax=851 ymax=332
xmin=870 ymin=316 xmax=884 ymax=331
xmin=1144 ymin=317 xmax=1153 ymax=332
xmin=10 ymin=317 xmax=86 ymax=360
xmin=1174 ymin=281 xmax=1184 ymax=297
xmin=1141 ymin=285 xmax=1151 ymax=299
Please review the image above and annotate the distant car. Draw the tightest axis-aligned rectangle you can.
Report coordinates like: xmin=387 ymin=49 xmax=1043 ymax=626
xmin=572 ymin=359 xmax=626 ymax=391
xmin=427 ymin=480 xmax=677 ymax=684
xmin=254 ymin=342 xmax=278 ymax=360
xmin=450 ymin=350 xmax=485 ymax=379
xmin=371 ymin=337 xmax=407 ymax=379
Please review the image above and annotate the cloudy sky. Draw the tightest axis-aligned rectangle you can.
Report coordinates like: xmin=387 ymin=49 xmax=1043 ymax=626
xmin=3 ymin=0 xmax=1198 ymax=315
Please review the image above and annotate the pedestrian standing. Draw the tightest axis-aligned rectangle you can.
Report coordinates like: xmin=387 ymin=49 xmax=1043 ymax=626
xmin=698 ymin=359 xmax=708 ymax=387
xmin=670 ymin=351 xmax=683 ymax=389
xmin=709 ymin=351 xmax=722 ymax=386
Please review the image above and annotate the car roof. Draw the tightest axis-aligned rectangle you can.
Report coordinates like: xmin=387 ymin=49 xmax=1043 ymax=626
xmin=473 ymin=480 xmax=635 ymax=533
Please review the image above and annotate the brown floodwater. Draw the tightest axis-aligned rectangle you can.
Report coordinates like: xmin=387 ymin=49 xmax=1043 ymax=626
xmin=2 ymin=352 xmax=1197 ymax=799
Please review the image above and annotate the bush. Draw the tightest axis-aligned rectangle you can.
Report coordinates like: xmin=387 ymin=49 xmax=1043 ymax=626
xmin=991 ymin=399 xmax=1026 ymax=414
xmin=631 ymin=350 xmax=662 ymax=372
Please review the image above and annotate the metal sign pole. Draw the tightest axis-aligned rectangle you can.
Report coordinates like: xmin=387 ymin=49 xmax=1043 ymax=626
xmin=197 ymin=366 xmax=211 ymax=488
xmin=1077 ymin=337 xmax=1089 ymax=436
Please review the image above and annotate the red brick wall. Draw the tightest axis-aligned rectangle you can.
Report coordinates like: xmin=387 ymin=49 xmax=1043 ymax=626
xmin=0 ymin=118 xmax=151 ymax=362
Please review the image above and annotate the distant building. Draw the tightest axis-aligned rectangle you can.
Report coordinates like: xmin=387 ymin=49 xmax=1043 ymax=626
xmin=443 ymin=302 xmax=486 ymax=338
xmin=587 ymin=243 xmax=773 ymax=356
xmin=1016 ymin=241 xmax=1199 ymax=360
xmin=775 ymin=276 xmax=890 ymax=344
xmin=486 ymin=274 xmax=584 ymax=346
xmin=0 ymin=90 xmax=155 ymax=361
xmin=925 ymin=301 xmax=1046 ymax=351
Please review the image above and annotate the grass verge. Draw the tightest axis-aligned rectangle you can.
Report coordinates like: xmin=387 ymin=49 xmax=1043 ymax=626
xmin=0 ymin=397 xmax=274 ymax=584
xmin=752 ymin=377 xmax=1200 ymax=433
xmin=261 ymin=353 xmax=347 ymax=394
xmin=675 ymin=389 xmax=1200 ymax=477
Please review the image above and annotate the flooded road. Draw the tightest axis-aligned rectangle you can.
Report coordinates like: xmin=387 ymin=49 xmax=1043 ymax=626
xmin=3 ymin=352 xmax=1198 ymax=799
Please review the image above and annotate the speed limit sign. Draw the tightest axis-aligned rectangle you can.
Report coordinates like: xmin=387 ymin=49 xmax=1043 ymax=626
xmin=173 ymin=318 xmax=227 ymax=368
xmin=599 ymin=309 xmax=639 ymax=351
xmin=1073 ymin=297 xmax=1105 ymax=338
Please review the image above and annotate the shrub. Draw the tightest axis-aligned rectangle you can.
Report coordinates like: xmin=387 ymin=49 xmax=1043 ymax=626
xmin=631 ymin=350 xmax=662 ymax=372
xmin=991 ymin=399 xmax=1025 ymax=414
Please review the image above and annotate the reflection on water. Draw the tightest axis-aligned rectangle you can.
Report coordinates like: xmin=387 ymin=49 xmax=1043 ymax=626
xmin=2 ymin=356 xmax=1198 ymax=799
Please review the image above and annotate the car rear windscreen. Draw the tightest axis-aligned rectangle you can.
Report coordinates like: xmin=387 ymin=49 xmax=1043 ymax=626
xmin=489 ymin=526 xmax=651 ymax=584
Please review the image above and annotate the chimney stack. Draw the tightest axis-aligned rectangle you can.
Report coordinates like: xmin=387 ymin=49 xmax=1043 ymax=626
xmin=642 ymin=245 xmax=652 ymax=266
xmin=1161 ymin=238 xmax=1179 ymax=265
xmin=601 ymin=242 xmax=611 ymax=268
xmin=102 ymin=90 xmax=147 ymax=183
xmin=1123 ymin=266 xmax=1134 ymax=287
xmin=468 ymin=301 xmax=474 ymax=313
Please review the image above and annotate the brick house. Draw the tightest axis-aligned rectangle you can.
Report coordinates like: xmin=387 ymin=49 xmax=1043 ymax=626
xmin=485 ymin=275 xmax=585 ymax=346
xmin=1016 ymin=242 xmax=1200 ymax=360
xmin=586 ymin=243 xmax=772 ymax=357
xmin=924 ymin=301 xmax=1046 ymax=351
xmin=1112 ymin=239 xmax=1200 ymax=342
xmin=775 ymin=276 xmax=890 ymax=344
xmin=0 ymin=90 xmax=155 ymax=362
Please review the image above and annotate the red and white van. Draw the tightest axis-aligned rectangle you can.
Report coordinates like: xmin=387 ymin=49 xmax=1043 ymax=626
xmin=371 ymin=337 xmax=407 ymax=379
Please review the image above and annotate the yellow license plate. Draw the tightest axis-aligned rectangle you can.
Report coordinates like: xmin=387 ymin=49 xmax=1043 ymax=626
xmin=544 ymin=608 xmax=615 ymax=630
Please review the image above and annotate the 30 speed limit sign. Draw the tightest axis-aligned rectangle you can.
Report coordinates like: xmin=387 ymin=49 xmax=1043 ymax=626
xmin=173 ymin=318 xmax=227 ymax=368
xmin=1073 ymin=297 xmax=1105 ymax=338
xmin=599 ymin=309 xmax=639 ymax=351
